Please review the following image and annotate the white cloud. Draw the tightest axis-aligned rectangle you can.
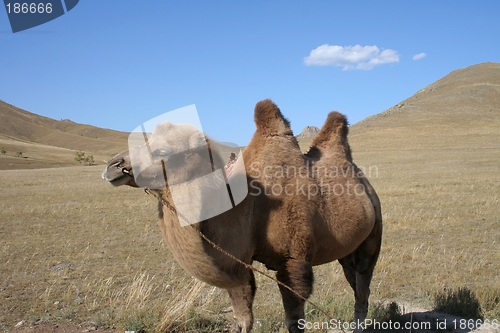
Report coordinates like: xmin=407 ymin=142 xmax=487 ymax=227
xmin=304 ymin=44 xmax=400 ymax=70
xmin=412 ymin=53 xmax=426 ymax=60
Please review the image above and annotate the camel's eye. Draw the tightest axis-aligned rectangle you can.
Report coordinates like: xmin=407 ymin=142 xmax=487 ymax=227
xmin=152 ymin=148 xmax=169 ymax=160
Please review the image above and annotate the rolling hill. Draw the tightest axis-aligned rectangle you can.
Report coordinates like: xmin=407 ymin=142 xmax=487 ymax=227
xmin=0 ymin=100 xmax=129 ymax=169
xmin=349 ymin=62 xmax=500 ymax=151
xmin=0 ymin=100 xmax=242 ymax=170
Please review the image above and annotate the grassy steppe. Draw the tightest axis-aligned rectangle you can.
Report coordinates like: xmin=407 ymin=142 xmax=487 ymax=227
xmin=1 ymin=63 xmax=499 ymax=332
xmin=0 ymin=136 xmax=498 ymax=332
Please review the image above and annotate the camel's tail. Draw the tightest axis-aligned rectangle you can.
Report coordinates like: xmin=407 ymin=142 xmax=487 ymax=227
xmin=307 ymin=111 xmax=352 ymax=161
xmin=253 ymin=99 xmax=294 ymax=137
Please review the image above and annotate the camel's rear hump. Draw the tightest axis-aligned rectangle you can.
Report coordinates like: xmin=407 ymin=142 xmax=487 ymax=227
xmin=307 ymin=111 xmax=352 ymax=161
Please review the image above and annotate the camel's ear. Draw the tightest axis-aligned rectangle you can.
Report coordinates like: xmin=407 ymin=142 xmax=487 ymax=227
xmin=253 ymin=99 xmax=293 ymax=136
xmin=188 ymin=131 xmax=207 ymax=149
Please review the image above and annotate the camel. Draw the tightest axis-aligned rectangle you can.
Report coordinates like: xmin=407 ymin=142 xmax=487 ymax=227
xmin=102 ymin=99 xmax=382 ymax=333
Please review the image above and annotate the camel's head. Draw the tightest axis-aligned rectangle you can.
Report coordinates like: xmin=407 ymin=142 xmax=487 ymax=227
xmin=102 ymin=121 xmax=220 ymax=189
xmin=103 ymin=120 xmax=248 ymax=225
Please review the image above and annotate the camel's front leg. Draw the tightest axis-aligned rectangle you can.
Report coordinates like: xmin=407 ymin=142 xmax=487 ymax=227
xmin=226 ymin=270 xmax=256 ymax=333
xmin=276 ymin=259 xmax=314 ymax=333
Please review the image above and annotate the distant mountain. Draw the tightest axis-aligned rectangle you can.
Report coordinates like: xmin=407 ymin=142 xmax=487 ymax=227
xmin=297 ymin=126 xmax=320 ymax=139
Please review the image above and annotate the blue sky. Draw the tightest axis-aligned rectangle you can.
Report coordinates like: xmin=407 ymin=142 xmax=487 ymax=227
xmin=1 ymin=1 xmax=500 ymax=146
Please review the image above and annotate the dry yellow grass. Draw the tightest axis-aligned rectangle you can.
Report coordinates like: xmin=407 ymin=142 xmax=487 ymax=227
xmin=0 ymin=136 xmax=121 ymax=170
xmin=0 ymin=167 xmax=241 ymax=332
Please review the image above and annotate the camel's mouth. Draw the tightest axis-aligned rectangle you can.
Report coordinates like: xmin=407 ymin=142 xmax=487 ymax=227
xmin=102 ymin=155 xmax=138 ymax=187
xmin=105 ymin=171 xmax=133 ymax=187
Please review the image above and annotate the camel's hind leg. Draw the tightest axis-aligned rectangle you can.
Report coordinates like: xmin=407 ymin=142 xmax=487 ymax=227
xmin=339 ymin=220 xmax=382 ymax=333
xmin=339 ymin=256 xmax=373 ymax=332
xmin=276 ymin=259 xmax=314 ymax=333
xmin=226 ymin=270 xmax=256 ymax=333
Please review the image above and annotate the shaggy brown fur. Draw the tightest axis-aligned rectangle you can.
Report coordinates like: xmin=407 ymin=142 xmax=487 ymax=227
xmin=102 ymin=99 xmax=382 ymax=333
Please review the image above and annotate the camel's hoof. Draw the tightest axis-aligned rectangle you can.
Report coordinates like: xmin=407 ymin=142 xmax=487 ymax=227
xmin=288 ymin=324 xmax=304 ymax=333
xmin=233 ymin=323 xmax=251 ymax=333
